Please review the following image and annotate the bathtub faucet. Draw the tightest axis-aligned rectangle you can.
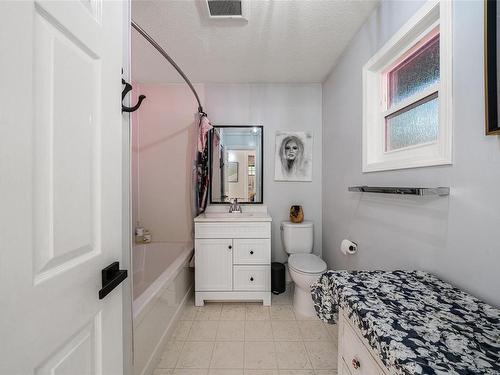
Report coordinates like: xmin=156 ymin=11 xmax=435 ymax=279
xmin=229 ymin=198 xmax=242 ymax=213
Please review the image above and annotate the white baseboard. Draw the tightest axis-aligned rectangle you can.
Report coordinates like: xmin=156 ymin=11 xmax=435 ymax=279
xmin=195 ymin=291 xmax=271 ymax=306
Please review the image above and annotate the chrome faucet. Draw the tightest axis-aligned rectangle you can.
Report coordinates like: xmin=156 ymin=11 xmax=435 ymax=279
xmin=229 ymin=198 xmax=242 ymax=213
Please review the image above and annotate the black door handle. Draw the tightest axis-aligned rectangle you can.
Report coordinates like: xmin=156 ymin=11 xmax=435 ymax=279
xmin=99 ymin=262 xmax=128 ymax=299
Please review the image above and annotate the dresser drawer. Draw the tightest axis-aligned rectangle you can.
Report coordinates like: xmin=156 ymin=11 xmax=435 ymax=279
xmin=340 ymin=316 xmax=386 ymax=375
xmin=234 ymin=239 xmax=270 ymax=264
xmin=233 ymin=266 xmax=270 ymax=291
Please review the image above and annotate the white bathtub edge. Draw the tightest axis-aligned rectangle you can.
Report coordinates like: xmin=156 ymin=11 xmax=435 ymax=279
xmin=140 ymin=283 xmax=194 ymax=375
xmin=133 ymin=246 xmax=193 ymax=319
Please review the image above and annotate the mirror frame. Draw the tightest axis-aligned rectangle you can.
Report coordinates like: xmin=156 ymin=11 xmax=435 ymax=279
xmin=485 ymin=0 xmax=500 ymax=135
xmin=209 ymin=125 xmax=264 ymax=204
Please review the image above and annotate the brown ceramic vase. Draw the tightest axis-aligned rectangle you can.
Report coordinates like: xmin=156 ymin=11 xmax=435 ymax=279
xmin=290 ymin=205 xmax=304 ymax=223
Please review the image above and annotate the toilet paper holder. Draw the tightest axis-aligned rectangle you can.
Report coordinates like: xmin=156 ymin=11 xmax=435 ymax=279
xmin=341 ymin=239 xmax=357 ymax=255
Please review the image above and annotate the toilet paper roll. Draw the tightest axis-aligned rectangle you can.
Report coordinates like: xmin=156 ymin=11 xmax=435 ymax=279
xmin=341 ymin=239 xmax=357 ymax=255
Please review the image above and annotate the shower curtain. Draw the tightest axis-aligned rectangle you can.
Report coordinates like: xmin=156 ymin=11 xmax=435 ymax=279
xmin=194 ymin=114 xmax=212 ymax=214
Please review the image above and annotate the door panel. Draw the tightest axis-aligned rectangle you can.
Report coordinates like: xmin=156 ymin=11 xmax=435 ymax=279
xmin=0 ymin=1 xmax=125 ymax=374
xmin=195 ymin=239 xmax=233 ymax=291
xmin=35 ymin=314 xmax=101 ymax=375
xmin=34 ymin=5 xmax=101 ymax=282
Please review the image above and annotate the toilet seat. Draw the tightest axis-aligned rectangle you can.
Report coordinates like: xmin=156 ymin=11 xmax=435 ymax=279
xmin=288 ymin=253 xmax=327 ymax=274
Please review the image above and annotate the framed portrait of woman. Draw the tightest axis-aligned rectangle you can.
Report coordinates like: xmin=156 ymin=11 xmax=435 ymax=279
xmin=485 ymin=0 xmax=500 ymax=135
xmin=274 ymin=131 xmax=313 ymax=181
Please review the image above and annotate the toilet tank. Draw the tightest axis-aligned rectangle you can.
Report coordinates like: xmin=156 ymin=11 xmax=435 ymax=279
xmin=281 ymin=221 xmax=313 ymax=254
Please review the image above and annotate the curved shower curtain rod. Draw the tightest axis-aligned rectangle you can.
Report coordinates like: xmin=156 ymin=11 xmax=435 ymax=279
xmin=131 ymin=20 xmax=205 ymax=115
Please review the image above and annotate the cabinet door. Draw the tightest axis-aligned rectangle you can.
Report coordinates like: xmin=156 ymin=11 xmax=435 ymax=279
xmin=195 ymin=239 xmax=233 ymax=291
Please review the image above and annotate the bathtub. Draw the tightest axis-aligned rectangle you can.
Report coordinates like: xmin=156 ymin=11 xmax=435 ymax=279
xmin=133 ymin=241 xmax=194 ymax=375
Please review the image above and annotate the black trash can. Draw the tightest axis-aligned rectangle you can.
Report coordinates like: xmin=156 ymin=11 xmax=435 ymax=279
xmin=271 ymin=262 xmax=286 ymax=295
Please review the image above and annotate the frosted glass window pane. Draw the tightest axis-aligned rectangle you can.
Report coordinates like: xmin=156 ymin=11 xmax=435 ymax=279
xmin=385 ymin=94 xmax=438 ymax=151
xmin=389 ymin=35 xmax=440 ymax=107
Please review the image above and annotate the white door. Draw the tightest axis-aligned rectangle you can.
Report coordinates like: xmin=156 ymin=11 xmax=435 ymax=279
xmin=0 ymin=1 xmax=126 ymax=374
xmin=195 ymin=239 xmax=233 ymax=291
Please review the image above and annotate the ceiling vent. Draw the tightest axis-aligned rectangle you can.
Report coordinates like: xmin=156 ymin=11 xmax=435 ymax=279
xmin=206 ymin=0 xmax=248 ymax=20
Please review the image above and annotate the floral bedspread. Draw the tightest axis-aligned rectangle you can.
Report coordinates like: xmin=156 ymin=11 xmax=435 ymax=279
xmin=311 ymin=270 xmax=500 ymax=375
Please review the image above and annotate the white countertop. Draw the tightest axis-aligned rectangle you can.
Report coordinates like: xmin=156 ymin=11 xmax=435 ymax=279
xmin=195 ymin=205 xmax=272 ymax=222
xmin=194 ymin=212 xmax=272 ymax=222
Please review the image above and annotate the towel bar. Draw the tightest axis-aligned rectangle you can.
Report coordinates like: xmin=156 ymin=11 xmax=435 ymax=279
xmin=348 ymin=186 xmax=450 ymax=196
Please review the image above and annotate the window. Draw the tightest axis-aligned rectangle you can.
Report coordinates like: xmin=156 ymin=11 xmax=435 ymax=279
xmin=363 ymin=0 xmax=452 ymax=172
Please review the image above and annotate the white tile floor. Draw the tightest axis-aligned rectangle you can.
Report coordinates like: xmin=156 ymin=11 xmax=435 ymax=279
xmin=153 ymin=287 xmax=338 ymax=375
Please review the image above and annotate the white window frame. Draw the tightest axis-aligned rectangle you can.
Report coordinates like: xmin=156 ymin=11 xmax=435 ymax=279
xmin=362 ymin=0 xmax=452 ymax=172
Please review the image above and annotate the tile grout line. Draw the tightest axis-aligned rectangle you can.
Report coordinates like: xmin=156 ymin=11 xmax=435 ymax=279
xmin=209 ymin=305 xmax=221 ymax=369
xmin=271 ymin=311 xmax=277 ymax=371
xmin=178 ymin=306 xmax=196 ymax=370
xmin=303 ymin=337 xmax=315 ymax=373
xmin=273 ymin=337 xmax=279 ymax=372
xmin=172 ymin=315 xmax=193 ymax=370
xmin=175 ymin=339 xmax=186 ymax=370
xmin=242 ymin=309 xmax=246 ymax=372
xmin=207 ymin=323 xmax=217 ymax=370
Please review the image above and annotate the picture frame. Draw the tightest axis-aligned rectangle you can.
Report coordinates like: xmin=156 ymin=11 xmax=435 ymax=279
xmin=485 ymin=0 xmax=500 ymax=135
xmin=227 ymin=161 xmax=239 ymax=182
xmin=274 ymin=131 xmax=313 ymax=181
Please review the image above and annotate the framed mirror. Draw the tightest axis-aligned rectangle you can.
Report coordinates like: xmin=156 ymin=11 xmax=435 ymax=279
xmin=209 ymin=125 xmax=263 ymax=204
xmin=485 ymin=0 xmax=500 ymax=135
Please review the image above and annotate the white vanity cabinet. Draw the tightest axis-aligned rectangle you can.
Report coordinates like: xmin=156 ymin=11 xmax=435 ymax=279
xmin=194 ymin=211 xmax=272 ymax=306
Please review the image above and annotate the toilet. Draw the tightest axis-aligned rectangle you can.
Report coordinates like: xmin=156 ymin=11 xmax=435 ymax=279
xmin=281 ymin=221 xmax=327 ymax=317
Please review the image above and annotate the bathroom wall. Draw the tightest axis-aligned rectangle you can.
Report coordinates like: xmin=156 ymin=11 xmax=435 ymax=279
xmin=132 ymin=83 xmax=321 ymax=263
xmin=206 ymin=84 xmax=323 ymax=263
xmin=132 ymin=83 xmax=204 ymax=243
xmin=322 ymin=0 xmax=500 ymax=307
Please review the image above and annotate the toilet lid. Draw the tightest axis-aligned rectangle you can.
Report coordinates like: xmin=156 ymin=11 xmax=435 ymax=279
xmin=288 ymin=254 xmax=327 ymax=274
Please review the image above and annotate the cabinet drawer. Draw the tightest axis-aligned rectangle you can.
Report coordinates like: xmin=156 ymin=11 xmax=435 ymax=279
xmin=340 ymin=317 xmax=386 ymax=375
xmin=234 ymin=239 xmax=270 ymax=264
xmin=195 ymin=222 xmax=271 ymax=239
xmin=233 ymin=266 xmax=270 ymax=291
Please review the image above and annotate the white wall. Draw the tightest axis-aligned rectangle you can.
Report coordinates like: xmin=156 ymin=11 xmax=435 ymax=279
xmin=322 ymin=0 xmax=500 ymax=307
xmin=206 ymin=84 xmax=323 ymax=263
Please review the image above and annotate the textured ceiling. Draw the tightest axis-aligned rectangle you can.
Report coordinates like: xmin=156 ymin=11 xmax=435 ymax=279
xmin=131 ymin=0 xmax=379 ymax=83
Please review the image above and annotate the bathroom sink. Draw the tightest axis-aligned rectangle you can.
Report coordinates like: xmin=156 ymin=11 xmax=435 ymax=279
xmin=194 ymin=212 xmax=272 ymax=222
xmin=203 ymin=212 xmax=258 ymax=218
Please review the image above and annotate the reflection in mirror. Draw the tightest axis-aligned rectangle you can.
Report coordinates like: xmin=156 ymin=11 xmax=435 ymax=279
xmin=210 ymin=126 xmax=263 ymax=204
